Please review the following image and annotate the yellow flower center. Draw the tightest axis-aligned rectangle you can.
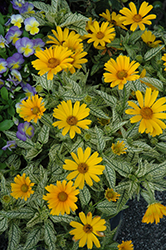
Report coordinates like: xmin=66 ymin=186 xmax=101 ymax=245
xmin=140 ymin=107 xmax=153 ymax=119
xmin=133 ymin=14 xmax=142 ymax=22
xmin=77 ymin=163 xmax=89 ymax=173
xmin=66 ymin=116 xmax=78 ymax=126
xmin=21 ymin=184 xmax=29 ymax=192
xmin=58 ymin=191 xmax=68 ymax=201
xmin=48 ymin=58 xmax=60 ymax=68
xmin=116 ymin=70 xmax=128 ymax=79
xmin=83 ymin=224 xmax=93 ymax=233
xmin=32 ymin=106 xmax=40 ymax=114
xmin=96 ymin=31 xmax=105 ymax=39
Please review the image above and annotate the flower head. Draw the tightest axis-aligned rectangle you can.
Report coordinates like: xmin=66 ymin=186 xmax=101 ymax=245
xmin=32 ymin=46 xmax=73 ymax=80
xmin=142 ymin=202 xmax=166 ymax=224
xmin=141 ymin=30 xmax=162 ymax=47
xmin=119 ymin=1 xmax=156 ymax=31
xmin=11 ymin=0 xmax=25 ymax=11
xmin=0 ymin=35 xmax=9 ymax=48
xmin=52 ymin=100 xmax=91 ymax=139
xmin=43 ymin=180 xmax=79 ymax=215
xmin=100 ymin=10 xmax=127 ymax=30
xmin=11 ymin=173 xmax=34 ymax=201
xmin=8 ymin=69 xmax=22 ymax=85
xmin=15 ymin=37 xmax=34 ymax=57
xmin=24 ymin=17 xmax=39 ymax=35
xmin=16 ymin=122 xmax=34 ymax=141
xmin=32 ymin=38 xmax=45 ymax=51
xmin=2 ymin=140 xmax=16 ymax=151
xmin=105 ymin=188 xmax=120 ymax=202
xmin=70 ymin=211 xmax=106 ymax=249
xmin=11 ymin=14 xmax=23 ymax=28
xmin=84 ymin=21 xmax=115 ymax=48
xmin=18 ymin=94 xmax=46 ymax=123
xmin=21 ymin=83 xmax=37 ymax=97
xmin=63 ymin=147 xmax=105 ymax=189
xmin=126 ymin=88 xmax=166 ymax=136
xmin=66 ymin=50 xmax=88 ymax=74
xmin=5 ymin=26 xmax=22 ymax=45
xmin=0 ymin=59 xmax=8 ymax=74
xmin=111 ymin=141 xmax=127 ymax=155
xmin=161 ymin=53 xmax=166 ymax=71
xmin=103 ymin=55 xmax=140 ymax=90
xmin=118 ymin=240 xmax=134 ymax=250
xmin=7 ymin=52 xmax=24 ymax=70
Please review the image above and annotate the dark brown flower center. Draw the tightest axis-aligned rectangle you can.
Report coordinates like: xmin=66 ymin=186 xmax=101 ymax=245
xmin=83 ymin=224 xmax=93 ymax=233
xmin=111 ymin=20 xmax=117 ymax=25
xmin=58 ymin=191 xmax=68 ymax=202
xmin=48 ymin=58 xmax=60 ymax=68
xmin=140 ymin=107 xmax=153 ymax=119
xmin=116 ymin=70 xmax=128 ymax=79
xmin=21 ymin=184 xmax=29 ymax=192
xmin=106 ymin=190 xmax=114 ymax=199
xmin=133 ymin=14 xmax=142 ymax=22
xmin=32 ymin=106 xmax=40 ymax=114
xmin=66 ymin=116 xmax=78 ymax=126
xmin=96 ymin=31 xmax=105 ymax=39
xmin=77 ymin=163 xmax=89 ymax=173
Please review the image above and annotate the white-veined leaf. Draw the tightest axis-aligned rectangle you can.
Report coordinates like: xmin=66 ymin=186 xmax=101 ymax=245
xmin=89 ymin=104 xmax=111 ymax=119
xmin=51 ymin=214 xmax=75 ymax=223
xmin=38 ymin=125 xmax=50 ymax=144
xmin=70 ymin=137 xmax=84 ymax=153
xmin=103 ymin=163 xmax=116 ymax=189
xmin=144 ymin=45 xmax=165 ymax=61
xmin=44 ymin=220 xmax=57 ymax=250
xmin=145 ymin=161 xmax=166 ymax=178
xmin=79 ymin=185 xmax=91 ymax=207
xmin=4 ymin=131 xmax=34 ymax=149
xmin=0 ymin=207 xmax=34 ymax=219
xmin=141 ymin=77 xmax=163 ymax=91
xmin=95 ymin=90 xmax=117 ymax=107
xmin=116 ymin=189 xmax=130 ymax=212
xmin=0 ymin=215 xmax=8 ymax=232
xmin=129 ymin=30 xmax=145 ymax=44
xmin=29 ymin=1 xmax=51 ymax=12
xmin=95 ymin=125 xmax=106 ymax=152
xmin=51 ymin=0 xmax=59 ymax=13
xmin=26 ymin=212 xmax=41 ymax=228
xmin=7 ymin=223 xmax=21 ymax=250
xmin=96 ymin=200 xmax=117 ymax=215
xmin=65 ymin=77 xmax=82 ymax=95
xmin=23 ymin=227 xmax=41 ymax=250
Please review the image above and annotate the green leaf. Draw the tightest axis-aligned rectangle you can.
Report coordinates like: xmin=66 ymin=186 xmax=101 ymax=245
xmin=38 ymin=125 xmax=50 ymax=144
xmin=25 ymin=147 xmax=42 ymax=160
xmin=7 ymin=106 xmax=15 ymax=116
xmin=44 ymin=220 xmax=57 ymax=250
xmin=4 ymin=131 xmax=34 ymax=148
xmin=0 ymin=13 xmax=4 ymax=25
xmin=7 ymin=224 xmax=21 ymax=250
xmin=0 ymin=215 xmax=8 ymax=232
xmin=51 ymin=214 xmax=75 ymax=223
xmin=140 ymin=77 xmax=163 ymax=91
xmin=95 ymin=90 xmax=117 ymax=107
xmin=0 ymin=24 xmax=4 ymax=36
xmin=0 ymin=208 xmax=34 ymax=219
xmin=129 ymin=30 xmax=145 ymax=44
xmin=65 ymin=76 xmax=82 ymax=95
xmin=145 ymin=160 xmax=166 ymax=178
xmin=1 ymin=86 xmax=8 ymax=100
xmin=103 ymin=163 xmax=116 ymax=188
xmin=96 ymin=200 xmax=117 ymax=215
xmin=23 ymin=227 xmax=41 ymax=250
xmin=70 ymin=137 xmax=84 ymax=153
xmin=79 ymin=185 xmax=91 ymax=207
xmin=0 ymin=120 xmax=14 ymax=131
xmin=51 ymin=0 xmax=59 ymax=13
xmin=26 ymin=212 xmax=41 ymax=228
xmin=144 ymin=45 xmax=165 ymax=61
xmin=95 ymin=125 xmax=106 ymax=152
xmin=89 ymin=104 xmax=110 ymax=119
xmin=30 ymin=1 xmax=51 ymax=12
xmin=116 ymin=189 xmax=130 ymax=212
xmin=135 ymin=159 xmax=148 ymax=178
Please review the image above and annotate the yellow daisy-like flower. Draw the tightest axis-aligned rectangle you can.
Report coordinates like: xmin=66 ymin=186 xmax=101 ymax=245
xmin=125 ymin=88 xmax=166 ymax=137
xmin=105 ymin=188 xmax=120 ymax=202
xmin=31 ymin=46 xmax=73 ymax=80
xmin=46 ymin=26 xmax=82 ymax=46
xmin=63 ymin=147 xmax=105 ymax=189
xmin=84 ymin=21 xmax=115 ymax=48
xmin=11 ymin=173 xmax=34 ymax=201
xmin=52 ymin=100 xmax=91 ymax=139
xmin=43 ymin=180 xmax=79 ymax=216
xmin=119 ymin=1 xmax=156 ymax=31
xmin=141 ymin=30 xmax=162 ymax=48
xmin=118 ymin=240 xmax=134 ymax=250
xmin=100 ymin=10 xmax=127 ymax=30
xmin=18 ymin=94 xmax=46 ymax=123
xmin=66 ymin=50 xmax=88 ymax=74
xmin=161 ymin=53 xmax=166 ymax=71
xmin=111 ymin=141 xmax=127 ymax=155
xmin=70 ymin=211 xmax=106 ymax=249
xmin=103 ymin=55 xmax=140 ymax=90
xmin=142 ymin=202 xmax=166 ymax=224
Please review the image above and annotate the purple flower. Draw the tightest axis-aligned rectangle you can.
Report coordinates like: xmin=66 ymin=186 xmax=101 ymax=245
xmin=2 ymin=140 xmax=17 ymax=151
xmin=21 ymin=83 xmax=37 ymax=97
xmin=0 ymin=35 xmax=9 ymax=48
xmin=15 ymin=37 xmax=34 ymax=57
xmin=11 ymin=0 xmax=34 ymax=14
xmin=7 ymin=69 xmax=22 ymax=86
xmin=22 ymin=2 xmax=34 ymax=14
xmin=33 ymin=38 xmax=45 ymax=51
xmin=5 ymin=26 xmax=22 ymax=45
xmin=0 ymin=59 xmax=8 ymax=74
xmin=24 ymin=17 xmax=39 ymax=35
xmin=7 ymin=53 xmax=24 ymax=70
xmin=16 ymin=122 xmax=34 ymax=141
xmin=11 ymin=0 xmax=25 ymax=11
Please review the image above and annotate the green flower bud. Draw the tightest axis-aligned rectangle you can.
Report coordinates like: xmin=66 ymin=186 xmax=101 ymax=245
xmin=135 ymin=55 xmax=143 ymax=63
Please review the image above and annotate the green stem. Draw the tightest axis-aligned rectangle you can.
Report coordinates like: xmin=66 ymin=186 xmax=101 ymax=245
xmin=57 ymin=72 xmax=64 ymax=86
xmin=90 ymin=198 xmax=105 ymax=208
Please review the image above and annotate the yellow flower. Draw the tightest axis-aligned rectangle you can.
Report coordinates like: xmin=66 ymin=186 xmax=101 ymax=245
xmin=63 ymin=147 xmax=105 ymax=189
xmin=141 ymin=30 xmax=162 ymax=47
xmin=84 ymin=21 xmax=115 ymax=48
xmin=70 ymin=211 xmax=106 ymax=249
xmin=52 ymin=100 xmax=91 ymax=139
xmin=125 ymin=88 xmax=166 ymax=137
xmin=18 ymin=94 xmax=46 ymax=123
xmin=97 ymin=117 xmax=110 ymax=126
xmin=105 ymin=188 xmax=120 ymax=202
xmin=142 ymin=202 xmax=166 ymax=224
xmin=118 ymin=240 xmax=134 ymax=250
xmin=46 ymin=26 xmax=82 ymax=46
xmin=11 ymin=173 xmax=34 ymax=201
xmin=43 ymin=180 xmax=79 ymax=216
xmin=103 ymin=55 xmax=140 ymax=90
xmin=119 ymin=1 xmax=156 ymax=31
xmin=111 ymin=141 xmax=127 ymax=155
xmin=31 ymin=46 xmax=73 ymax=80
xmin=161 ymin=53 xmax=166 ymax=71
xmin=66 ymin=50 xmax=88 ymax=74
xmin=100 ymin=10 xmax=127 ymax=30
